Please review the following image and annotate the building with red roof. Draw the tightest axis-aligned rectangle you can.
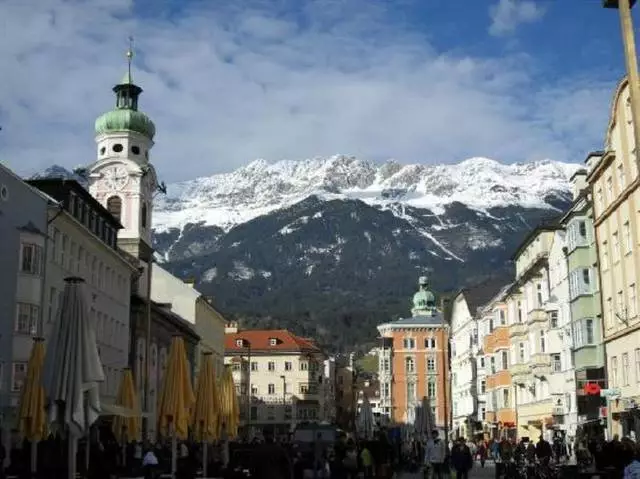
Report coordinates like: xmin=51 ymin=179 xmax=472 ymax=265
xmin=224 ymin=322 xmax=334 ymax=435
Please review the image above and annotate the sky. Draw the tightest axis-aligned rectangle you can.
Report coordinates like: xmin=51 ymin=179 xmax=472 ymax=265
xmin=0 ymin=0 xmax=633 ymax=182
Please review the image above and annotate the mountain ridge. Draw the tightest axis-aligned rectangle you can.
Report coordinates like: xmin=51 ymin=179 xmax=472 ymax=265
xmin=32 ymin=156 xmax=577 ymax=350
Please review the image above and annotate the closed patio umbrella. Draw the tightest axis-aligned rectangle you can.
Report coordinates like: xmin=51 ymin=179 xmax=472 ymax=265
xmin=42 ymin=277 xmax=105 ymax=479
xmin=17 ymin=337 xmax=47 ymax=475
xmin=191 ymin=352 xmax=219 ymax=478
xmin=112 ymin=368 xmax=140 ymax=467
xmin=158 ymin=335 xmax=194 ymax=478
xmin=357 ymin=395 xmax=375 ymax=440
xmin=218 ymin=365 xmax=239 ymax=439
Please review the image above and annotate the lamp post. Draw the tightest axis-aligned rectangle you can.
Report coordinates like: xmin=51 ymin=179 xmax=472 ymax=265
xmin=604 ymin=0 xmax=640 ymax=173
xmin=280 ymin=375 xmax=287 ymax=435
xmin=441 ymin=321 xmax=450 ymax=448
xmin=240 ymin=339 xmax=252 ymax=438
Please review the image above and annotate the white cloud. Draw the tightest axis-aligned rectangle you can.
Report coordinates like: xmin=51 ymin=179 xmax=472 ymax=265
xmin=489 ymin=0 xmax=546 ymax=37
xmin=0 ymin=0 xmax=612 ymax=182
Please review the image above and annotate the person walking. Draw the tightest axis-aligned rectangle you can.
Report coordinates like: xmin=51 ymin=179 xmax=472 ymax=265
xmin=450 ymin=437 xmax=473 ymax=479
xmin=424 ymin=430 xmax=446 ymax=479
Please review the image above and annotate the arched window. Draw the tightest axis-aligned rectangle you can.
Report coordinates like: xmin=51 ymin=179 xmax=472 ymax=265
xmin=141 ymin=202 xmax=148 ymax=229
xmin=106 ymin=196 xmax=122 ymax=222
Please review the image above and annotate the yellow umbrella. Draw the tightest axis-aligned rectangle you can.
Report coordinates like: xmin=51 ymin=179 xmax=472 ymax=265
xmin=191 ymin=352 xmax=219 ymax=442
xmin=112 ymin=369 xmax=141 ymax=443
xmin=18 ymin=338 xmax=47 ymax=474
xmin=158 ymin=336 xmax=194 ymax=476
xmin=191 ymin=353 xmax=220 ymax=478
xmin=218 ymin=365 xmax=240 ymax=439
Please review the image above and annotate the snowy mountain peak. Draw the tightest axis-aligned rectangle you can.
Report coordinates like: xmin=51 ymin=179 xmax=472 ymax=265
xmin=153 ymin=156 xmax=580 ymax=233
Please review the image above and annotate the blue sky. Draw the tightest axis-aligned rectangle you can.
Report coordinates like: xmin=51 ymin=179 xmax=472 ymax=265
xmin=0 ymin=0 xmax=634 ymax=181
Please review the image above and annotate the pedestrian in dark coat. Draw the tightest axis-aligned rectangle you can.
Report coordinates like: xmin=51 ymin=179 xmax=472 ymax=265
xmin=450 ymin=437 xmax=473 ymax=479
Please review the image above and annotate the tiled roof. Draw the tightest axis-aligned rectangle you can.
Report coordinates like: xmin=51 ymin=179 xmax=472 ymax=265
xmin=225 ymin=329 xmax=322 ymax=354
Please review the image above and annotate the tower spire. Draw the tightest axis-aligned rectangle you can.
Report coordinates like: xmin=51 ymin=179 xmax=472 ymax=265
xmin=124 ymin=36 xmax=134 ymax=85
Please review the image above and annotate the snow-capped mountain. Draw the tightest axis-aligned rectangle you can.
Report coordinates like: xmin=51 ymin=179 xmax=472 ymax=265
xmin=154 ymin=155 xmax=578 ymax=233
xmin=34 ymin=156 xmax=579 ymax=351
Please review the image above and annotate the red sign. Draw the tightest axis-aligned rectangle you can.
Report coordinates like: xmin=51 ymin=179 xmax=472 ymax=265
xmin=584 ymin=382 xmax=601 ymax=396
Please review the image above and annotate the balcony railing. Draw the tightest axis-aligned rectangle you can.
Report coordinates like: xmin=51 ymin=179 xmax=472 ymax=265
xmin=509 ymin=322 xmax=527 ymax=338
xmin=530 ymin=353 xmax=551 ymax=374
xmin=510 ymin=363 xmax=529 ymax=378
xmin=528 ymin=309 xmax=547 ymax=325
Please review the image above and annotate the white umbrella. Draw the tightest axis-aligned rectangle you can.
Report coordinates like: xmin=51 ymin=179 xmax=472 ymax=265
xmin=356 ymin=396 xmax=375 ymax=440
xmin=42 ymin=277 xmax=105 ymax=479
xmin=414 ymin=396 xmax=433 ymax=440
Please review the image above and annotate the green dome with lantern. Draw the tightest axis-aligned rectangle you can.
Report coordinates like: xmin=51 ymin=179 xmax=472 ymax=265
xmin=94 ymin=67 xmax=156 ymax=140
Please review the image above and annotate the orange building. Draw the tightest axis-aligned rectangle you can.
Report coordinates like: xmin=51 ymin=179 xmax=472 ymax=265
xmin=480 ymin=287 xmax=517 ymax=439
xmin=377 ymin=277 xmax=450 ymax=435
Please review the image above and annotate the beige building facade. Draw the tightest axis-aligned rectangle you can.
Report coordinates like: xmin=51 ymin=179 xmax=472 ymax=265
xmin=587 ymin=77 xmax=640 ymax=437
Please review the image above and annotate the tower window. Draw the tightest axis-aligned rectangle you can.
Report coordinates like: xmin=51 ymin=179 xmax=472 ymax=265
xmin=112 ymin=144 xmax=123 ymax=153
xmin=106 ymin=196 xmax=122 ymax=222
xmin=100 ymin=147 xmax=106 ymax=156
xmin=131 ymin=145 xmax=140 ymax=155
xmin=141 ymin=202 xmax=148 ymax=229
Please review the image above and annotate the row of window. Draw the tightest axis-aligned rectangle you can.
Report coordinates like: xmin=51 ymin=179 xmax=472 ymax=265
xmin=404 ymin=356 xmax=437 ymax=373
xmin=67 ymin=191 xmax=118 ymax=249
xmin=241 ymin=405 xmax=315 ymax=421
xmin=49 ymin=229 xmax=129 ymax=300
xmin=566 ymin=219 xmax=590 ymax=253
xmin=604 ymin=283 xmax=638 ymax=327
xmin=609 ymin=349 xmax=640 ymax=388
xmin=402 ymin=337 xmax=438 ymax=350
xmin=405 ymin=379 xmax=437 ymax=402
xmin=600 ymin=220 xmax=634 ymax=270
xmin=232 ymin=359 xmax=317 ymax=373
xmin=237 ymin=382 xmax=318 ymax=396
xmin=595 ymin=158 xmax=636 ymax=215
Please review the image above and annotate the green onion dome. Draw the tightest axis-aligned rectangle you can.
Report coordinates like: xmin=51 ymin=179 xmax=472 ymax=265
xmin=95 ymin=108 xmax=156 ymax=140
xmin=94 ymin=72 xmax=155 ymax=140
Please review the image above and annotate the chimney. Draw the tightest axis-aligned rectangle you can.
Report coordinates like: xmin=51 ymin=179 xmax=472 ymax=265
xmin=183 ymin=277 xmax=196 ymax=288
xmin=225 ymin=321 xmax=239 ymax=334
xmin=570 ymin=169 xmax=588 ymax=200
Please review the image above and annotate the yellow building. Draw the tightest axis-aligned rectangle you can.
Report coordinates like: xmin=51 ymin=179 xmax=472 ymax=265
xmin=587 ymin=77 xmax=640 ymax=437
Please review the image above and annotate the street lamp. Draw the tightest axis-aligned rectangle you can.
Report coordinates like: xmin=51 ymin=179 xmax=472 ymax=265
xmin=239 ymin=338 xmax=252 ymax=437
xmin=604 ymin=0 xmax=640 ymax=173
xmin=280 ymin=375 xmax=286 ymax=434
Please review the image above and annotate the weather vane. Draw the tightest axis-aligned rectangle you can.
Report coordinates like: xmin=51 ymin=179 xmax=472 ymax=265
xmin=126 ymin=36 xmax=134 ymax=78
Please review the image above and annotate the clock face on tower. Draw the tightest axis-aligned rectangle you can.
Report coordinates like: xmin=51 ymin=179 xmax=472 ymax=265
xmin=104 ymin=165 xmax=129 ymax=191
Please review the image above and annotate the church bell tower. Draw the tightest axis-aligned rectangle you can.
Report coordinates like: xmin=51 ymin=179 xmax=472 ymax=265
xmin=87 ymin=41 xmax=157 ymax=262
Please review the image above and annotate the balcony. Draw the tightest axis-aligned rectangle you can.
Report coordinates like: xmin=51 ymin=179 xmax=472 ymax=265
xmin=509 ymin=322 xmax=527 ymax=338
xmin=510 ymin=363 xmax=529 ymax=379
xmin=528 ymin=309 xmax=547 ymax=325
xmin=530 ymin=353 xmax=551 ymax=375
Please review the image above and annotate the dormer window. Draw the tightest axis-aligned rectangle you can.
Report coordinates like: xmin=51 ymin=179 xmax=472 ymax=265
xmin=269 ymin=338 xmax=278 ymax=346
xmin=236 ymin=339 xmax=243 ymax=347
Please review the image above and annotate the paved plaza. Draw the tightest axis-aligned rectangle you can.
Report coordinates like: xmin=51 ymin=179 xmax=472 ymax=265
xmin=398 ymin=461 xmax=496 ymax=479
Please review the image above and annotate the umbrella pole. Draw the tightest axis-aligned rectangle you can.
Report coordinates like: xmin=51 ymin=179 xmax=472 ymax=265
xmin=202 ymin=440 xmax=207 ymax=478
xmin=30 ymin=439 xmax=37 ymax=475
xmin=68 ymin=433 xmax=77 ymax=479
xmin=171 ymin=423 xmax=177 ymax=479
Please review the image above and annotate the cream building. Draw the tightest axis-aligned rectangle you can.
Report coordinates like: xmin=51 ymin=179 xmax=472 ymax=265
xmin=509 ymin=226 xmax=558 ymax=439
xmin=546 ymin=229 xmax=577 ymax=436
xmin=449 ymin=280 xmax=505 ymax=439
xmin=224 ymin=323 xmax=329 ymax=436
xmin=587 ymin=77 xmax=640 ymax=437
xmin=27 ymin=179 xmax=136 ymax=406
xmin=151 ymin=265 xmax=226 ymax=376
